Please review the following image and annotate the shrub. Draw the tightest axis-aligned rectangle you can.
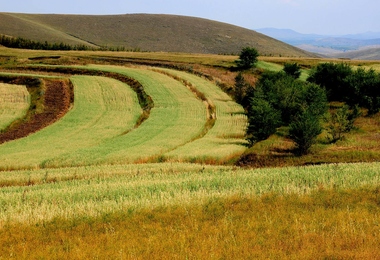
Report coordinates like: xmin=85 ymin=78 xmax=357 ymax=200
xmin=325 ymin=104 xmax=361 ymax=143
xmin=283 ymin=62 xmax=301 ymax=79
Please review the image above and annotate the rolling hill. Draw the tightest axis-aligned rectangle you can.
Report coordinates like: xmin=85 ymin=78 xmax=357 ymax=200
xmin=330 ymin=47 xmax=380 ymax=60
xmin=0 ymin=12 xmax=316 ymax=57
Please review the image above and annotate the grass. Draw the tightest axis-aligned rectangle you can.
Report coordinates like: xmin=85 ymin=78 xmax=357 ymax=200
xmin=1 ymin=48 xmax=380 ymax=259
xmin=0 ymin=162 xmax=379 ymax=225
xmin=36 ymin=65 xmax=208 ymax=166
xmin=154 ymin=68 xmax=248 ymax=163
xmin=0 ymin=13 xmax=315 ymax=56
xmin=0 ymin=75 xmax=142 ymax=170
xmin=1 ymin=162 xmax=380 ymax=258
xmin=0 ymin=83 xmax=30 ymax=131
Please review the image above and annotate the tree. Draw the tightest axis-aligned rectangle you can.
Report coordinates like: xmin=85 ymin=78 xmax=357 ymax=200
xmin=234 ymin=72 xmax=247 ymax=105
xmin=344 ymin=68 xmax=380 ymax=115
xmin=283 ymin=62 xmax=302 ymax=79
xmin=307 ymin=62 xmax=352 ymax=101
xmin=288 ymin=109 xmax=323 ymax=155
xmin=235 ymin=47 xmax=259 ymax=70
xmin=246 ymin=96 xmax=281 ymax=145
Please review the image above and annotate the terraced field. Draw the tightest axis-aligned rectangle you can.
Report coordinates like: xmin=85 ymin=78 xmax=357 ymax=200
xmin=0 ymin=83 xmax=30 ymax=131
xmin=0 ymin=65 xmax=247 ymax=169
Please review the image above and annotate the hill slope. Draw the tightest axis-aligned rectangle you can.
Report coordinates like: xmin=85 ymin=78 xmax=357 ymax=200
xmin=0 ymin=13 xmax=315 ymax=57
xmin=330 ymin=47 xmax=380 ymax=60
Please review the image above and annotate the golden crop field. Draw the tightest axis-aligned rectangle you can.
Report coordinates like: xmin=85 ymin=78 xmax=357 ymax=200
xmin=0 ymin=83 xmax=30 ymax=131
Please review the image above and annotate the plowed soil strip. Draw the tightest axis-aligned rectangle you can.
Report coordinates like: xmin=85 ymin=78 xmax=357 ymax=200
xmin=0 ymin=78 xmax=71 ymax=144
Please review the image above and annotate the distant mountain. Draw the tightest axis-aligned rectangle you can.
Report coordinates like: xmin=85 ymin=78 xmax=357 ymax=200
xmin=255 ymin=28 xmax=326 ymax=45
xmin=0 ymin=13 xmax=316 ymax=57
xmin=256 ymin=28 xmax=380 ymax=59
xmin=340 ymin=31 xmax=380 ymax=40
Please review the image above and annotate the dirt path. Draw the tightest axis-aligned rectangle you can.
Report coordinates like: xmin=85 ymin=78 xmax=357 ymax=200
xmin=0 ymin=79 xmax=72 ymax=144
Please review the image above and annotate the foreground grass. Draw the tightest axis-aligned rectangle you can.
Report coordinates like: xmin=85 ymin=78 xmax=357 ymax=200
xmin=1 ymin=162 xmax=379 ymax=225
xmin=0 ymin=162 xmax=379 ymax=259
xmin=0 ymin=83 xmax=30 ymax=131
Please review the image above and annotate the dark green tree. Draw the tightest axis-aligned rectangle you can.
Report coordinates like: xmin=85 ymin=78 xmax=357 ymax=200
xmin=235 ymin=47 xmax=259 ymax=70
xmin=246 ymin=96 xmax=281 ymax=145
xmin=283 ymin=62 xmax=302 ymax=79
xmin=234 ymin=72 xmax=247 ymax=105
xmin=288 ymin=109 xmax=323 ymax=155
xmin=307 ymin=62 xmax=352 ymax=101
xmin=344 ymin=68 xmax=380 ymax=115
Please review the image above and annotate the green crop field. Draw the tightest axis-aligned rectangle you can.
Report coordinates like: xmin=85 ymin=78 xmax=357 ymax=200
xmin=0 ymin=75 xmax=142 ymax=170
xmin=155 ymin=68 xmax=248 ymax=162
xmin=0 ymin=83 xmax=30 ymax=130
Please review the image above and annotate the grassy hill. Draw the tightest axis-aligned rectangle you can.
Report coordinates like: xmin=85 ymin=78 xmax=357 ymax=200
xmin=0 ymin=12 xmax=316 ymax=57
xmin=331 ymin=47 xmax=380 ymax=60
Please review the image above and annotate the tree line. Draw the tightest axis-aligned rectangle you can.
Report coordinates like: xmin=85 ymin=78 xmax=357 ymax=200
xmin=0 ymin=35 xmax=130 ymax=51
xmin=233 ymin=48 xmax=380 ymax=155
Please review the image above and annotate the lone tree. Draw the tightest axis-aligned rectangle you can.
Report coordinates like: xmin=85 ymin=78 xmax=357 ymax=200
xmin=235 ymin=47 xmax=259 ymax=70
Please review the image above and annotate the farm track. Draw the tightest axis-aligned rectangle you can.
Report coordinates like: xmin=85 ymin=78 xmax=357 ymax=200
xmin=0 ymin=77 xmax=72 ymax=144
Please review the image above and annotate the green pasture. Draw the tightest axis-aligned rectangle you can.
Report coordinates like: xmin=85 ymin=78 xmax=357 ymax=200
xmin=1 ymin=161 xmax=379 ymax=225
xmin=155 ymin=68 xmax=248 ymax=162
xmin=0 ymin=83 xmax=30 ymax=131
xmin=0 ymin=75 xmax=142 ymax=170
xmin=40 ymin=65 xmax=207 ymax=166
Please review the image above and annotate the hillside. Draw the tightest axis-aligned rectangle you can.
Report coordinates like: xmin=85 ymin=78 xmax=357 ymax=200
xmin=330 ymin=47 xmax=380 ymax=60
xmin=0 ymin=12 xmax=316 ymax=57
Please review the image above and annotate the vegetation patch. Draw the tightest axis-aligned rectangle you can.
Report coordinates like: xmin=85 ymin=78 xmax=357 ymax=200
xmin=0 ymin=83 xmax=30 ymax=131
xmin=0 ymin=75 xmax=72 ymax=144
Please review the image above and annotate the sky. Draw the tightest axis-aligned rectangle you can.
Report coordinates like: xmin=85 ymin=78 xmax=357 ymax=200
xmin=1 ymin=0 xmax=379 ymax=35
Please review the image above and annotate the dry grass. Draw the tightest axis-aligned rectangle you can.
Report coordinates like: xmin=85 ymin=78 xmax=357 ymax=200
xmin=0 ymin=13 xmax=315 ymax=56
xmin=1 ymin=188 xmax=380 ymax=259
xmin=0 ymin=83 xmax=30 ymax=130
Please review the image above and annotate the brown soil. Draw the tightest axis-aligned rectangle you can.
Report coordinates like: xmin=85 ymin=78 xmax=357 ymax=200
xmin=0 ymin=79 xmax=72 ymax=144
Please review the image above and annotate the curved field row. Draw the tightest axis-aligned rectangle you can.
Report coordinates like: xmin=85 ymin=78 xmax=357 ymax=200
xmin=0 ymin=83 xmax=30 ymax=131
xmin=42 ymin=66 xmax=207 ymax=166
xmin=0 ymin=76 xmax=142 ymax=170
xmin=156 ymin=68 xmax=248 ymax=162
xmin=0 ymin=65 xmax=247 ymax=168
xmin=1 ymin=161 xmax=379 ymax=225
